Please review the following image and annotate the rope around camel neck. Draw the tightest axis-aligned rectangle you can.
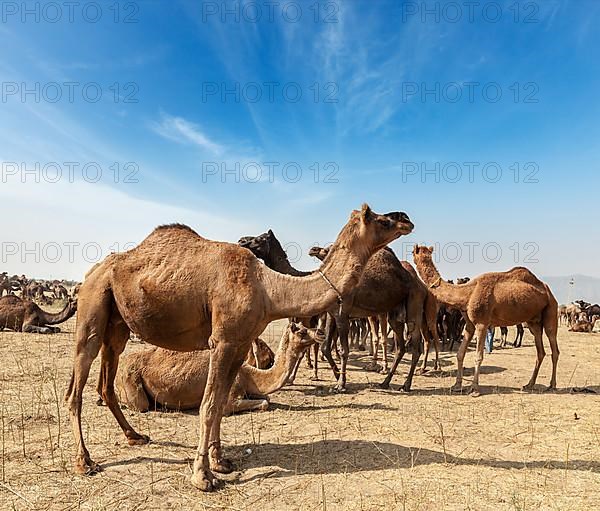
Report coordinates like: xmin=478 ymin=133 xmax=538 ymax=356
xmin=318 ymin=269 xmax=344 ymax=315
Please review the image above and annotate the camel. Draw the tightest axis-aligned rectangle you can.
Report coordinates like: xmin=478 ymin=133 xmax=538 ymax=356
xmin=569 ymin=319 xmax=597 ymax=333
xmin=116 ymin=322 xmax=324 ymax=413
xmin=309 ymin=245 xmax=429 ymax=391
xmin=53 ymin=283 xmax=69 ymax=301
xmin=64 ymin=204 xmax=414 ymax=491
xmin=566 ymin=303 xmax=582 ymax=326
xmin=558 ymin=304 xmax=568 ymax=325
xmin=413 ymin=245 xmax=559 ymax=396
xmin=0 ymin=295 xmax=77 ymax=333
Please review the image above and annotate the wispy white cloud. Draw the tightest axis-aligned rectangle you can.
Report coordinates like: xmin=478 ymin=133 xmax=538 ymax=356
xmin=151 ymin=113 xmax=224 ymax=155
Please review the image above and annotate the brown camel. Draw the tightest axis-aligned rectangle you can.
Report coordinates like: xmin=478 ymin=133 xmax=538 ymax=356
xmin=116 ymin=322 xmax=323 ymax=413
xmin=565 ymin=303 xmax=582 ymax=326
xmin=413 ymin=245 xmax=559 ymax=396
xmin=569 ymin=319 xmax=597 ymax=333
xmin=64 ymin=204 xmax=413 ymax=491
xmin=0 ymin=295 xmax=77 ymax=333
xmin=309 ymin=245 xmax=428 ymax=391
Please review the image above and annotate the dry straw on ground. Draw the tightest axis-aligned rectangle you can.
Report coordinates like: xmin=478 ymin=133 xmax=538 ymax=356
xmin=0 ymin=314 xmax=598 ymax=510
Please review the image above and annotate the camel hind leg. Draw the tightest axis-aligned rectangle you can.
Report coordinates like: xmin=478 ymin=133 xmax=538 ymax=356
xmin=523 ymin=321 xmax=545 ymax=391
xmin=65 ymin=289 xmax=112 ymax=475
xmin=543 ymin=302 xmax=560 ymax=390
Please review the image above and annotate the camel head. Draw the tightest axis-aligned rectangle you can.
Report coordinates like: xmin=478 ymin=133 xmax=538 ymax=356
xmin=238 ymin=230 xmax=274 ymax=260
xmin=308 ymin=245 xmax=330 ymax=261
xmin=288 ymin=322 xmax=326 ymax=352
xmin=344 ymin=204 xmax=414 ymax=255
xmin=413 ymin=244 xmax=434 ymax=265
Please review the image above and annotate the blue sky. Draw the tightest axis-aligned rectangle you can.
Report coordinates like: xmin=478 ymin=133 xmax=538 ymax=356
xmin=1 ymin=0 xmax=599 ymax=282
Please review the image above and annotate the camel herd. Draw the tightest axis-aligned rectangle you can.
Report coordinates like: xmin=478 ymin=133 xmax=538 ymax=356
xmin=1 ymin=204 xmax=596 ymax=492
xmin=559 ymin=300 xmax=600 ymax=333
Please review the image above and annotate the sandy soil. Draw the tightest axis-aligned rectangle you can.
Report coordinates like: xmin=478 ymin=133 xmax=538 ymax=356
xmin=1 ymin=316 xmax=599 ymax=510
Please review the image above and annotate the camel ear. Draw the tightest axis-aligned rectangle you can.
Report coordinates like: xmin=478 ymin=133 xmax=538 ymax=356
xmin=428 ymin=246 xmax=434 ymax=252
xmin=414 ymin=245 xmax=420 ymax=254
xmin=361 ymin=204 xmax=373 ymax=222
xmin=268 ymin=229 xmax=274 ymax=236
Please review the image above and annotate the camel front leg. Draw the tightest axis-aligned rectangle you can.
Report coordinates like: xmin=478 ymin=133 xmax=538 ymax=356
xmin=380 ymin=315 xmax=389 ymax=373
xmin=366 ymin=316 xmax=381 ymax=371
xmin=192 ymin=340 xmax=245 ymax=491
xmin=451 ymin=320 xmax=475 ymax=392
xmin=470 ymin=324 xmax=489 ymax=397
xmin=320 ymin=313 xmax=340 ymax=380
xmin=400 ymin=321 xmax=422 ymax=392
xmin=333 ymin=314 xmax=350 ymax=392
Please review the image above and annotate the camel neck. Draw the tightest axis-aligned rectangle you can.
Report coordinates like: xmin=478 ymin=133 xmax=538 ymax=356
xmin=415 ymin=256 xmax=471 ymax=310
xmin=262 ymin=244 xmax=367 ymax=320
xmin=238 ymin=330 xmax=298 ymax=394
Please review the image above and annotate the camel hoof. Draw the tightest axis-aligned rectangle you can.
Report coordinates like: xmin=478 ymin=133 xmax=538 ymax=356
xmin=75 ymin=458 xmax=102 ymax=476
xmin=358 ymin=344 xmax=366 ymax=351
xmin=331 ymin=384 xmax=347 ymax=394
xmin=399 ymin=386 xmax=412 ymax=393
xmin=258 ymin=400 xmax=269 ymax=412
xmin=449 ymin=384 xmax=462 ymax=394
xmin=522 ymin=384 xmax=534 ymax=392
xmin=211 ymin=457 xmax=235 ymax=474
xmin=127 ymin=433 xmax=150 ymax=446
xmin=469 ymin=388 xmax=481 ymax=398
xmin=379 ymin=366 xmax=389 ymax=375
xmin=306 ymin=362 xmax=314 ymax=369
xmin=191 ymin=470 xmax=216 ymax=492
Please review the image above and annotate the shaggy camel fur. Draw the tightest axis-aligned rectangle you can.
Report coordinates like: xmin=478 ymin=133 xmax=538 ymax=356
xmin=413 ymin=245 xmax=559 ymax=396
xmin=0 ymin=295 xmax=77 ymax=333
xmin=116 ymin=322 xmax=323 ymax=413
xmin=64 ymin=204 xmax=413 ymax=491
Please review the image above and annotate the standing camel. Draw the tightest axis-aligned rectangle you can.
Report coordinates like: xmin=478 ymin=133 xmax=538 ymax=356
xmin=64 ymin=204 xmax=414 ymax=491
xmin=309 ymin=245 xmax=428 ymax=392
xmin=413 ymin=245 xmax=559 ymax=396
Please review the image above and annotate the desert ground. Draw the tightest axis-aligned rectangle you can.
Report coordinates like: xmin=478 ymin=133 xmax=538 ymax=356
xmin=1 ymin=315 xmax=599 ymax=511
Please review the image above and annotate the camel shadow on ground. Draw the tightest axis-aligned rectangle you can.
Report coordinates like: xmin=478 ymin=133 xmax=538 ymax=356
xmin=103 ymin=438 xmax=600 ymax=479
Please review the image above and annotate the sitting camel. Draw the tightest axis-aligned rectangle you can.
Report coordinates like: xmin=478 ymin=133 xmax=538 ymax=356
xmin=0 ymin=295 xmax=77 ymax=333
xmin=116 ymin=322 xmax=324 ymax=413
xmin=413 ymin=245 xmax=559 ymax=396
xmin=569 ymin=319 xmax=598 ymax=333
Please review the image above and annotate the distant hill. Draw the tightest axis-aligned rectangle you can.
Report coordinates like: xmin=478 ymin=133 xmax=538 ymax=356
xmin=542 ymin=275 xmax=600 ymax=305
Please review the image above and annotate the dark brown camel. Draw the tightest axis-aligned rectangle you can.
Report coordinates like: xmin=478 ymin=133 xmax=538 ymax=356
xmin=309 ymin=245 xmax=427 ymax=392
xmin=0 ymin=295 xmax=77 ymax=333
